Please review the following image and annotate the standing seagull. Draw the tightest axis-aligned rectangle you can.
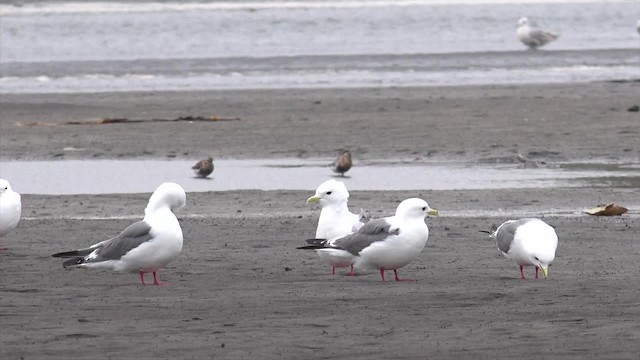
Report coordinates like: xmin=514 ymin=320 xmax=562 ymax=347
xmin=52 ymin=182 xmax=186 ymax=285
xmin=517 ymin=17 xmax=559 ymax=49
xmin=489 ymin=218 xmax=558 ymax=279
xmin=0 ymin=179 xmax=22 ymax=250
xmin=333 ymin=151 xmax=352 ymax=177
xmin=192 ymin=157 xmax=214 ymax=178
xmin=305 ymin=179 xmax=366 ymax=275
xmin=301 ymin=198 xmax=438 ymax=282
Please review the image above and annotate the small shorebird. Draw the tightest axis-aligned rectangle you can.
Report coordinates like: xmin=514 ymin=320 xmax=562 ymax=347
xmin=333 ymin=151 xmax=352 ymax=177
xmin=516 ymin=17 xmax=559 ymax=50
xmin=192 ymin=157 xmax=214 ymax=178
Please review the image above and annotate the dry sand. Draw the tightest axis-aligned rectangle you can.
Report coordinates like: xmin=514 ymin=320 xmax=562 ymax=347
xmin=1 ymin=82 xmax=639 ymax=359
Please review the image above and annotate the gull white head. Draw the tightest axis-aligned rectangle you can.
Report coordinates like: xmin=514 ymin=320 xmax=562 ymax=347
xmin=306 ymin=179 xmax=350 ymax=207
xmin=517 ymin=17 xmax=529 ymax=28
xmin=145 ymin=182 xmax=187 ymax=214
xmin=395 ymin=198 xmax=438 ymax=219
xmin=0 ymin=179 xmax=14 ymax=195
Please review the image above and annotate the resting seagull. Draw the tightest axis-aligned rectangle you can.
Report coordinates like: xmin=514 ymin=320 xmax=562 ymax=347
xmin=0 ymin=179 xmax=22 ymax=250
xmin=305 ymin=179 xmax=365 ymax=275
xmin=52 ymin=182 xmax=186 ymax=285
xmin=488 ymin=218 xmax=558 ymax=279
xmin=517 ymin=17 xmax=559 ymax=49
xmin=301 ymin=198 xmax=438 ymax=282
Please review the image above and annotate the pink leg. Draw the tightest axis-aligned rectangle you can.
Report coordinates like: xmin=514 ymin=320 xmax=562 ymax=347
xmin=348 ymin=265 xmax=356 ymax=276
xmin=519 ymin=265 xmax=526 ymax=280
xmin=331 ymin=267 xmax=336 ymax=275
xmin=394 ymin=269 xmax=416 ymax=282
xmin=139 ymin=271 xmax=146 ymax=285
xmin=152 ymin=272 xmax=170 ymax=286
xmin=535 ymin=267 xmax=539 ymax=279
xmin=379 ymin=268 xmax=386 ymax=282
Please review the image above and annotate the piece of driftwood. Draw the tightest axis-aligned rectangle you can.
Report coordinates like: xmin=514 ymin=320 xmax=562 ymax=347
xmin=585 ymin=204 xmax=629 ymax=216
xmin=15 ymin=116 xmax=240 ymax=127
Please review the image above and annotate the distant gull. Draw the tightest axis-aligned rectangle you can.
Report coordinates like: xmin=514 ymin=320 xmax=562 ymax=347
xmin=333 ymin=150 xmax=352 ymax=177
xmin=305 ymin=179 xmax=366 ymax=275
xmin=52 ymin=182 xmax=186 ymax=285
xmin=0 ymin=179 xmax=22 ymax=250
xmin=300 ymin=198 xmax=438 ymax=282
xmin=487 ymin=218 xmax=558 ymax=279
xmin=192 ymin=157 xmax=214 ymax=178
xmin=517 ymin=17 xmax=559 ymax=50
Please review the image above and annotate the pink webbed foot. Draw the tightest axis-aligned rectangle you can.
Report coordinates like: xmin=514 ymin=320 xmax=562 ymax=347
xmin=394 ymin=269 xmax=416 ymax=282
xmin=152 ymin=272 xmax=171 ymax=286
xmin=139 ymin=271 xmax=147 ymax=285
xmin=348 ymin=265 xmax=356 ymax=277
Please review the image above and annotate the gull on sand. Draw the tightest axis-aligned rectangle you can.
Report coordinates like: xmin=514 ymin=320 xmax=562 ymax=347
xmin=52 ymin=182 xmax=186 ymax=285
xmin=300 ymin=198 xmax=438 ymax=282
xmin=0 ymin=179 xmax=22 ymax=250
xmin=305 ymin=179 xmax=366 ymax=275
xmin=486 ymin=218 xmax=558 ymax=280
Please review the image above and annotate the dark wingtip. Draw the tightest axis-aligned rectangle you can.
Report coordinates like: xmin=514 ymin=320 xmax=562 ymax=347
xmin=305 ymin=238 xmax=327 ymax=245
xmin=62 ymin=258 xmax=84 ymax=268
xmin=52 ymin=250 xmax=81 ymax=258
xmin=297 ymin=245 xmax=325 ymax=250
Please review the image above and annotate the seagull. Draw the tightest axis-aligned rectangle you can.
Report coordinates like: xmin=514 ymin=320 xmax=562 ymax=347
xmin=300 ymin=198 xmax=438 ymax=282
xmin=517 ymin=17 xmax=559 ymax=49
xmin=0 ymin=179 xmax=22 ymax=250
xmin=305 ymin=179 xmax=366 ymax=275
xmin=192 ymin=157 xmax=214 ymax=178
xmin=333 ymin=151 xmax=352 ymax=177
xmin=52 ymin=182 xmax=186 ymax=286
xmin=487 ymin=218 xmax=558 ymax=279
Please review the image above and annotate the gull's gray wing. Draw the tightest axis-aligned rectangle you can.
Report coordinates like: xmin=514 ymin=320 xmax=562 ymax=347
xmin=529 ymin=29 xmax=558 ymax=46
xmin=332 ymin=218 xmax=399 ymax=256
xmin=496 ymin=219 xmax=535 ymax=254
xmin=53 ymin=220 xmax=154 ymax=268
xmin=88 ymin=221 xmax=154 ymax=262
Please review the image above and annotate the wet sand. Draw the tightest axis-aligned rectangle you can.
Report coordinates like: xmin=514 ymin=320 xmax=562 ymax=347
xmin=1 ymin=82 xmax=640 ymax=359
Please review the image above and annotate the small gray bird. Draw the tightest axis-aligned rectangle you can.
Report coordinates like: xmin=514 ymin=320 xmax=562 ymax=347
xmin=192 ymin=157 xmax=214 ymax=178
xmin=333 ymin=151 xmax=352 ymax=177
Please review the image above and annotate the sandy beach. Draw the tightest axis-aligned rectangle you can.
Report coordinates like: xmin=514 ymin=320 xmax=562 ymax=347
xmin=1 ymin=82 xmax=639 ymax=359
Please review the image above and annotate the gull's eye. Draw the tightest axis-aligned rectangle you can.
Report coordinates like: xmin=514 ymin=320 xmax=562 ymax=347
xmin=421 ymin=207 xmax=427 ymax=211
xmin=534 ymin=256 xmax=539 ymax=261
xmin=326 ymin=191 xmax=332 ymax=195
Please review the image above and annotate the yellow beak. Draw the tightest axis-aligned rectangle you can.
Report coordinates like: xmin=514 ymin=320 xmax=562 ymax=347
xmin=541 ymin=266 xmax=549 ymax=279
xmin=428 ymin=208 xmax=439 ymax=216
xmin=306 ymin=195 xmax=321 ymax=204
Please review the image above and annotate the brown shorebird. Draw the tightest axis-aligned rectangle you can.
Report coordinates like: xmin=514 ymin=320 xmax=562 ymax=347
xmin=192 ymin=157 xmax=214 ymax=178
xmin=333 ymin=151 xmax=352 ymax=177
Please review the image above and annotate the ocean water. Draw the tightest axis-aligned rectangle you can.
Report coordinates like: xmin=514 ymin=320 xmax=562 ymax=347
xmin=1 ymin=0 xmax=639 ymax=93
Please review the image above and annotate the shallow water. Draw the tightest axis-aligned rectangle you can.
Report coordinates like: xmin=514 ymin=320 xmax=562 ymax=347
xmin=1 ymin=158 xmax=638 ymax=195
xmin=1 ymin=0 xmax=639 ymax=93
